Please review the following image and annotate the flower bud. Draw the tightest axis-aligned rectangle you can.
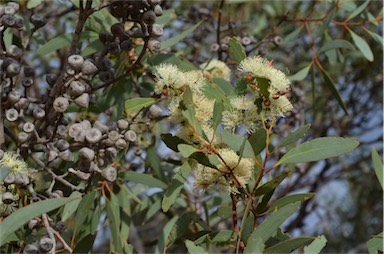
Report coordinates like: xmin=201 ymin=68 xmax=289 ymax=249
xmin=120 ymin=39 xmax=132 ymax=51
xmin=22 ymin=77 xmax=34 ymax=88
xmin=99 ymin=31 xmax=114 ymax=45
xmin=154 ymin=4 xmax=163 ymax=16
xmin=143 ymin=10 xmax=156 ymax=25
xmin=124 ymin=130 xmax=137 ymax=142
xmin=57 ymin=139 xmax=70 ymax=151
xmin=14 ymin=17 xmax=24 ymax=29
xmin=46 ymin=149 xmax=59 ymax=162
xmin=6 ymin=61 xmax=21 ymax=77
xmin=6 ymin=45 xmax=22 ymax=58
xmin=108 ymin=41 xmax=121 ymax=55
xmin=68 ymin=54 xmax=84 ymax=71
xmin=74 ymin=93 xmax=90 ymax=108
xmin=106 ymin=147 xmax=117 ymax=158
xmin=94 ymin=120 xmax=109 ymax=133
xmin=1 ymin=14 xmax=15 ymax=27
xmin=15 ymin=173 xmax=30 ymax=185
xmin=4 ymin=173 xmax=15 ymax=185
xmin=273 ymin=36 xmax=282 ymax=46
xmin=15 ymin=98 xmax=30 ymax=110
xmin=4 ymin=6 xmax=16 ymax=15
xmin=33 ymin=108 xmax=45 ymax=119
xmin=23 ymin=122 xmax=35 ymax=133
xmin=128 ymin=25 xmax=144 ymax=38
xmin=18 ymin=132 xmax=29 ymax=143
xmin=148 ymin=104 xmax=162 ymax=119
xmin=55 ymin=221 xmax=67 ymax=232
xmin=111 ymin=22 xmax=125 ymax=37
xmin=102 ymin=166 xmax=117 ymax=182
xmin=117 ymin=119 xmax=129 ymax=130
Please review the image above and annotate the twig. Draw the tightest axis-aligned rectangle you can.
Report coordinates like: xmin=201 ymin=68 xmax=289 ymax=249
xmin=42 ymin=214 xmax=56 ymax=254
xmin=216 ymin=0 xmax=225 ymax=61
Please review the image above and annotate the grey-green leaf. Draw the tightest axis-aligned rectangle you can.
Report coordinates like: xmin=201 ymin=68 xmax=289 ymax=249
xmin=350 ymin=30 xmax=374 ymax=61
xmin=185 ymin=240 xmax=208 ymax=254
xmin=347 ymin=1 xmax=370 ymax=20
xmin=37 ymin=34 xmax=72 ymax=55
xmin=125 ymin=98 xmax=158 ymax=113
xmin=0 ymin=197 xmax=80 ymax=246
xmin=61 ymin=191 xmax=82 ymax=221
xmin=288 ymin=64 xmax=312 ymax=81
xmin=220 ymin=132 xmax=254 ymax=158
xmin=318 ymin=39 xmax=355 ymax=54
xmin=178 ymin=144 xmax=198 ymax=158
xmin=249 ymin=128 xmax=267 ymax=156
xmin=268 ymin=193 xmax=315 ymax=211
xmin=161 ymin=21 xmax=203 ymax=50
xmin=304 ymin=235 xmax=327 ymax=254
xmin=0 ymin=167 xmax=11 ymax=182
xmin=265 ymin=237 xmax=314 ymax=253
xmin=372 ymin=147 xmax=383 ymax=189
xmin=229 ymin=37 xmax=247 ymax=62
xmin=276 ymin=137 xmax=359 ymax=166
xmin=276 ymin=124 xmax=311 ymax=149
xmin=120 ymin=171 xmax=167 ymax=189
xmin=27 ymin=0 xmax=43 ymax=9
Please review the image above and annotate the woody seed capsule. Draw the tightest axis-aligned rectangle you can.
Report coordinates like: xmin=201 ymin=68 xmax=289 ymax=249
xmin=8 ymin=90 xmax=20 ymax=103
xmin=5 ymin=108 xmax=18 ymax=122
xmin=79 ymin=147 xmax=95 ymax=162
xmin=81 ymin=59 xmax=98 ymax=75
xmin=68 ymin=54 xmax=84 ymax=71
xmin=85 ymin=128 xmax=102 ymax=143
xmin=124 ymin=130 xmax=137 ymax=142
xmin=2 ymin=192 xmax=15 ymax=204
xmin=102 ymin=166 xmax=117 ymax=182
xmin=74 ymin=93 xmax=90 ymax=108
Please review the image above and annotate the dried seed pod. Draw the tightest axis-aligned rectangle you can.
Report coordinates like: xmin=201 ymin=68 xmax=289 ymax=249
xmin=6 ymin=61 xmax=21 ymax=77
xmin=14 ymin=17 xmax=24 ymax=29
xmin=148 ymin=40 xmax=161 ymax=53
xmin=2 ymin=192 xmax=15 ymax=204
xmin=79 ymin=147 xmax=95 ymax=162
xmin=115 ymin=138 xmax=127 ymax=149
xmin=68 ymin=54 xmax=84 ymax=71
xmin=23 ymin=244 xmax=39 ymax=254
xmin=53 ymin=97 xmax=69 ymax=113
xmin=55 ymin=221 xmax=67 ymax=232
xmin=124 ymin=130 xmax=137 ymax=142
xmin=1 ymin=14 xmax=15 ymax=27
xmin=6 ymin=45 xmax=22 ymax=58
xmin=128 ymin=25 xmax=144 ymax=38
xmin=117 ymin=119 xmax=129 ymax=129
xmin=81 ymin=59 xmax=98 ymax=75
xmin=108 ymin=41 xmax=121 ymax=55
xmin=154 ymin=4 xmax=163 ymax=16
xmin=273 ymin=36 xmax=282 ymax=46
xmin=46 ymin=149 xmax=59 ymax=162
xmin=57 ymin=139 xmax=70 ymax=151
xmin=46 ymin=73 xmax=58 ymax=86
xmin=18 ymin=132 xmax=29 ymax=143
xmin=85 ymin=128 xmax=102 ymax=144
xmin=33 ymin=108 xmax=46 ymax=119
xmin=108 ymin=130 xmax=120 ymax=142
xmin=94 ymin=120 xmax=109 ymax=133
xmin=15 ymin=173 xmax=29 ymax=185
xmin=30 ymin=14 xmax=47 ymax=28
xmin=74 ymin=93 xmax=90 ymax=108
xmin=8 ymin=90 xmax=20 ymax=104
xmin=120 ymin=39 xmax=132 ymax=51
xmin=69 ymin=80 xmax=86 ymax=97
xmin=15 ymin=98 xmax=29 ymax=110
xmin=23 ymin=122 xmax=35 ymax=133
xmin=5 ymin=108 xmax=19 ymax=122
xmin=148 ymin=104 xmax=162 ymax=119
xmin=143 ymin=10 xmax=156 ymax=25
xmin=39 ymin=237 xmax=54 ymax=252
xmin=106 ymin=147 xmax=117 ymax=158
xmin=102 ymin=166 xmax=117 ymax=182
xmin=151 ymin=24 xmax=163 ymax=37
xmin=22 ymin=77 xmax=34 ymax=88
xmin=28 ymin=219 xmax=40 ymax=230
xmin=111 ymin=22 xmax=125 ymax=37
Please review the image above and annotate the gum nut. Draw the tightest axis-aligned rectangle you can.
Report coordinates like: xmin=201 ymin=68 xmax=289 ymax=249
xmin=79 ymin=147 xmax=95 ymax=162
xmin=8 ymin=90 xmax=21 ymax=103
xmin=241 ymin=36 xmax=251 ymax=46
xmin=142 ymin=10 xmax=156 ymax=25
xmin=149 ymin=0 xmax=161 ymax=6
xmin=6 ymin=61 xmax=21 ymax=77
xmin=46 ymin=73 xmax=58 ymax=86
xmin=4 ymin=173 xmax=15 ymax=184
xmin=23 ymin=244 xmax=39 ymax=254
xmin=74 ymin=93 xmax=90 ymax=108
xmin=6 ymin=45 xmax=22 ymax=58
xmin=67 ymin=54 xmax=84 ymax=71
xmin=148 ymin=40 xmax=161 ymax=53
xmin=33 ymin=108 xmax=46 ymax=119
xmin=68 ymin=123 xmax=82 ymax=138
xmin=28 ymin=219 xmax=39 ymax=230
xmin=22 ymin=77 xmax=34 ymax=88
xmin=151 ymin=24 xmax=163 ymax=37
xmin=14 ymin=173 xmax=29 ymax=185
xmin=15 ymin=17 xmax=24 ymax=29
xmin=106 ymin=147 xmax=117 ymax=158
xmin=108 ymin=130 xmax=120 ymax=142
xmin=51 ymin=190 xmax=63 ymax=198
xmin=2 ymin=192 xmax=15 ymax=204
xmin=1 ymin=14 xmax=15 ymax=27
xmin=74 ymin=130 xmax=86 ymax=142
xmin=80 ymin=120 xmax=92 ymax=129
xmin=81 ymin=59 xmax=98 ymax=75
xmin=154 ymin=4 xmax=163 ymax=16
xmin=39 ymin=237 xmax=54 ymax=252
xmin=94 ymin=120 xmax=109 ymax=133
xmin=115 ymin=138 xmax=127 ymax=149
xmin=5 ymin=108 xmax=19 ymax=122
xmin=69 ymin=80 xmax=86 ymax=97
xmin=46 ymin=149 xmax=59 ymax=162
xmin=55 ymin=221 xmax=66 ymax=232
xmin=30 ymin=14 xmax=47 ymax=28
xmin=149 ymin=104 xmax=162 ymax=118
xmin=7 ymin=2 xmax=20 ymax=11
xmin=61 ymin=152 xmax=74 ymax=162
xmin=23 ymin=122 xmax=35 ymax=133
xmin=117 ymin=119 xmax=129 ymax=129
xmin=57 ymin=139 xmax=70 ymax=151
xmin=102 ymin=166 xmax=117 ymax=182
xmin=16 ymin=98 xmax=29 ymax=110
xmin=85 ymin=128 xmax=102 ymax=144
xmin=99 ymin=31 xmax=113 ymax=45
xmin=57 ymin=125 xmax=67 ymax=138
xmin=128 ymin=26 xmax=144 ymax=38
xmin=4 ymin=6 xmax=16 ymax=15
xmin=273 ymin=36 xmax=282 ymax=45
xmin=111 ymin=22 xmax=125 ymax=37
xmin=18 ymin=132 xmax=29 ymax=143
xmin=53 ymin=97 xmax=69 ymax=113
xmin=124 ymin=130 xmax=137 ymax=142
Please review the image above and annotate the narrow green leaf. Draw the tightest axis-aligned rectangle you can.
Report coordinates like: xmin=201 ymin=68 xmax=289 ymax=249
xmin=74 ymin=191 xmax=96 ymax=233
xmin=366 ymin=30 xmax=383 ymax=46
xmin=244 ymin=237 xmax=265 ymax=254
xmin=3 ymin=29 xmax=13 ymax=49
xmin=265 ymin=237 xmax=314 ymax=253
xmin=73 ymin=234 xmax=97 ymax=254
xmin=161 ymin=133 xmax=186 ymax=152
xmin=288 ymin=64 xmax=312 ymax=82
xmin=212 ymin=101 xmax=224 ymax=130
xmin=182 ymin=86 xmax=194 ymax=106
xmin=318 ymin=39 xmax=355 ymax=54
xmin=125 ymin=98 xmax=158 ymax=113
xmin=82 ymin=39 xmax=104 ymax=56
xmin=120 ymin=171 xmax=167 ymax=189
xmin=105 ymin=191 xmax=122 ymax=253
xmin=162 ymin=162 xmax=191 ymax=212
xmin=27 ymin=0 xmax=43 ymax=9
xmin=367 ymin=233 xmax=384 ymax=254
xmin=241 ymin=212 xmax=254 ymax=243
xmin=212 ymin=78 xmax=234 ymax=95
xmin=61 ymin=191 xmax=82 ymax=221
xmin=249 ymin=128 xmax=267 ymax=156
xmin=0 ymin=197 xmax=80 ymax=245
xmin=372 ymin=147 xmax=383 ymax=189
xmin=217 ymin=205 xmax=232 ymax=219
xmin=185 ymin=240 xmax=208 ymax=254
xmin=211 ymin=230 xmax=237 ymax=243
xmin=0 ymin=167 xmax=11 ymax=182
xmin=269 ymin=193 xmax=315 ymax=211
xmin=349 ymin=30 xmax=374 ymax=61
xmin=229 ymin=37 xmax=247 ymax=62
xmin=182 ymin=107 xmax=205 ymax=138
xmin=255 ymin=173 xmax=288 ymax=196
xmin=161 ymin=20 xmax=203 ymax=50
xmin=304 ymin=235 xmax=328 ymax=254
xmin=318 ymin=65 xmax=349 ymax=115
xmin=276 ymin=137 xmax=359 ymax=166
xmin=178 ymin=144 xmax=198 ymax=158
xmin=276 ymin=124 xmax=311 ymax=149
xmin=246 ymin=202 xmax=300 ymax=246
xmin=347 ymin=1 xmax=370 ymax=20
xmin=37 ymin=33 xmax=72 ymax=55
xmin=220 ymin=132 xmax=254 ymax=158
xmin=146 ymin=145 xmax=166 ymax=182
xmin=190 ymin=152 xmax=219 ymax=169
xmin=256 ymin=77 xmax=270 ymax=98
xmin=155 ymin=216 xmax=179 ymax=254
xmin=167 ymin=212 xmax=196 ymax=245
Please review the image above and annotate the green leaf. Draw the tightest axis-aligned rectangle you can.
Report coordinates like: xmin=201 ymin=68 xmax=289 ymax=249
xmin=249 ymin=128 xmax=267 ymax=156
xmin=0 ymin=167 xmax=11 ymax=182
xmin=244 ymin=237 xmax=265 ymax=254
xmin=3 ymin=29 xmax=13 ymax=49
xmin=366 ymin=31 xmax=383 ymax=46
xmin=217 ymin=205 xmax=232 ymax=219
xmin=269 ymin=193 xmax=315 ymax=211
xmin=219 ymin=132 xmax=254 ymax=158
xmin=160 ymin=20 xmax=203 ymax=50
xmin=125 ymin=98 xmax=158 ymax=113
xmin=178 ymin=144 xmax=198 ymax=158
xmin=276 ymin=137 xmax=359 ymax=166
xmin=73 ymin=234 xmax=97 ymax=254
xmin=185 ymin=240 xmax=208 ymax=254
xmin=146 ymin=145 xmax=166 ymax=182
xmin=182 ymin=107 xmax=205 ymax=138
xmin=155 ymin=216 xmax=179 ymax=254
xmin=120 ymin=171 xmax=167 ymax=189
xmin=265 ymin=237 xmax=314 ymax=253
xmin=61 ymin=191 xmax=82 ymax=221
xmin=82 ymin=39 xmax=104 ymax=56
xmin=241 ymin=212 xmax=254 ymax=243
xmin=304 ymin=235 xmax=327 ymax=254
xmin=246 ymin=202 xmax=300 ymax=246
xmin=367 ymin=233 xmax=384 ymax=254
xmin=37 ymin=33 xmax=72 ymax=55
xmin=190 ymin=152 xmax=219 ymax=169
xmin=288 ymin=64 xmax=312 ymax=81
xmin=212 ymin=101 xmax=224 ymax=130
xmin=74 ymin=191 xmax=96 ymax=233
xmin=349 ymin=30 xmax=374 ymax=61
xmin=213 ymin=78 xmax=234 ymax=96
xmin=318 ymin=65 xmax=349 ymax=115
xmin=105 ymin=191 xmax=122 ymax=253
xmin=276 ymin=124 xmax=311 ymax=149
xmin=255 ymin=173 xmax=288 ymax=196
xmin=347 ymin=1 xmax=370 ymax=20
xmin=372 ymin=147 xmax=383 ymax=189
xmin=162 ymin=162 xmax=191 ymax=212
xmin=167 ymin=212 xmax=196 ymax=245
xmin=27 ymin=0 xmax=43 ymax=9
xmin=229 ymin=37 xmax=247 ymax=63
xmin=256 ymin=77 xmax=270 ymax=98
xmin=0 ymin=197 xmax=80 ymax=246
xmin=161 ymin=133 xmax=186 ymax=152
xmin=318 ymin=39 xmax=355 ymax=54
xmin=211 ymin=230 xmax=237 ymax=243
